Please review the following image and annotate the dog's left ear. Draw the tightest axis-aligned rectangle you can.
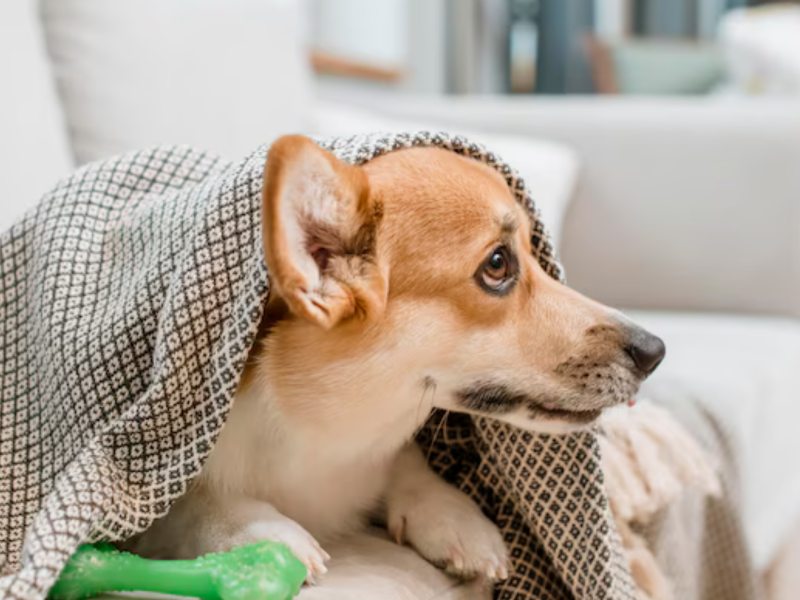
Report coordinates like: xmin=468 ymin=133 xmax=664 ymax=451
xmin=262 ymin=135 xmax=385 ymax=329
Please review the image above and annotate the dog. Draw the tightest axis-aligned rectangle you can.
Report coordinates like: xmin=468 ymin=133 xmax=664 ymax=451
xmin=127 ymin=135 xmax=665 ymax=584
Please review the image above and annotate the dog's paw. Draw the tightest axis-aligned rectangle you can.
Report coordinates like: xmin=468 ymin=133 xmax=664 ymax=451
xmin=230 ymin=517 xmax=330 ymax=584
xmin=388 ymin=487 xmax=510 ymax=581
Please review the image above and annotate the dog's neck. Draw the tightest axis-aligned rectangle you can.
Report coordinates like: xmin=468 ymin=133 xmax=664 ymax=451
xmin=243 ymin=365 xmax=428 ymax=465
xmin=241 ymin=293 xmax=432 ymax=464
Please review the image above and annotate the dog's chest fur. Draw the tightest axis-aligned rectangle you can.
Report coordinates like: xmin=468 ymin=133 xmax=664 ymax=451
xmin=200 ymin=381 xmax=396 ymax=542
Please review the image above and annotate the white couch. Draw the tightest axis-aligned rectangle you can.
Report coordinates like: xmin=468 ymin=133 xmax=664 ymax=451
xmin=4 ymin=1 xmax=800 ymax=598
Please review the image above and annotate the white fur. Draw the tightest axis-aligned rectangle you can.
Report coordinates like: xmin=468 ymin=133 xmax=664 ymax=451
xmin=133 ymin=370 xmax=512 ymax=585
xmin=202 ymin=381 xmax=397 ymax=541
xmin=386 ymin=443 xmax=510 ymax=580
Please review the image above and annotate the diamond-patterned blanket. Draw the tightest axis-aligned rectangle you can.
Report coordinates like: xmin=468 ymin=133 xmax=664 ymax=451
xmin=0 ymin=132 xmax=636 ymax=599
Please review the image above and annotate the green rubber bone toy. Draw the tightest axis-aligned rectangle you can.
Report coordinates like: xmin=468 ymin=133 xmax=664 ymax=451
xmin=48 ymin=541 xmax=307 ymax=600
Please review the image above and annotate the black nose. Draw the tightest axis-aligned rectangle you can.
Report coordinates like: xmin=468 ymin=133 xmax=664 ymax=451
xmin=625 ymin=328 xmax=666 ymax=375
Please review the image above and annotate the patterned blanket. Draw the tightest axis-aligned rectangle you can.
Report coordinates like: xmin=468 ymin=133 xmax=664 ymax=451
xmin=0 ymin=132 xmax=647 ymax=599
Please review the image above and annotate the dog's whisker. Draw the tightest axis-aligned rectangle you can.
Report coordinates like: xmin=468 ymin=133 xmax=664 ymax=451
xmin=414 ymin=411 xmax=436 ymax=439
xmin=415 ymin=384 xmax=429 ymax=432
xmin=412 ymin=378 xmax=438 ymax=438
xmin=428 ymin=380 xmax=437 ymax=413
xmin=427 ymin=385 xmax=456 ymax=449
xmin=427 ymin=407 xmax=449 ymax=464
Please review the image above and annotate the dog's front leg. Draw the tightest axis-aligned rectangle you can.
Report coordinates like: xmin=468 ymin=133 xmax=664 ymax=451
xmin=127 ymin=488 xmax=330 ymax=583
xmin=384 ymin=443 xmax=510 ymax=581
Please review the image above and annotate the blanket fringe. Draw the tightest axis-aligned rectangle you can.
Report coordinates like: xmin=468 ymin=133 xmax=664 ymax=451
xmin=600 ymin=402 xmax=721 ymax=600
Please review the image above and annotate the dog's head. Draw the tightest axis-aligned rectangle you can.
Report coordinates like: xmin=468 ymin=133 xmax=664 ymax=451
xmin=258 ymin=136 xmax=664 ymax=439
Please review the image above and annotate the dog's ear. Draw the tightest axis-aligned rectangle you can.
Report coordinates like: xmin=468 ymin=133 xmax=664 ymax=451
xmin=262 ymin=135 xmax=385 ymax=329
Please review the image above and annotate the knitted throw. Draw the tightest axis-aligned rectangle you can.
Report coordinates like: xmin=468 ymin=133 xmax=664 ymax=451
xmin=0 ymin=132 xmax=637 ymax=599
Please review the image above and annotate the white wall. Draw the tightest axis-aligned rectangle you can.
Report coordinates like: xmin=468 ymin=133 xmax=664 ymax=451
xmin=309 ymin=0 xmax=448 ymax=94
xmin=310 ymin=0 xmax=407 ymax=68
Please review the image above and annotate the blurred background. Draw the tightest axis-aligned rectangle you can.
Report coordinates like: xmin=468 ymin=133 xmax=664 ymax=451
xmin=308 ymin=0 xmax=800 ymax=97
xmin=3 ymin=1 xmax=800 ymax=599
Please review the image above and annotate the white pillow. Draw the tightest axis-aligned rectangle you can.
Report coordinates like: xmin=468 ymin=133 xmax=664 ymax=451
xmin=41 ymin=0 xmax=315 ymax=164
xmin=312 ymin=102 xmax=580 ymax=249
xmin=719 ymin=6 xmax=800 ymax=96
xmin=0 ymin=0 xmax=73 ymax=232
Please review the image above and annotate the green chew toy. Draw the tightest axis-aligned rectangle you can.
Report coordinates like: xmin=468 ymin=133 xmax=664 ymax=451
xmin=48 ymin=541 xmax=307 ymax=600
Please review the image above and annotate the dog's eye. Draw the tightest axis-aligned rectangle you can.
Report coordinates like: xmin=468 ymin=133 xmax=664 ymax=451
xmin=476 ymin=246 xmax=518 ymax=295
xmin=485 ymin=250 xmax=507 ymax=281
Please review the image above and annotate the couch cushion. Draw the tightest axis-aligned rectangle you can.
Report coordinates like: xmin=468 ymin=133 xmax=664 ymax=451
xmin=0 ymin=0 xmax=73 ymax=232
xmin=298 ymin=528 xmax=486 ymax=600
xmin=40 ymin=0 xmax=314 ymax=164
xmin=630 ymin=310 xmax=800 ymax=571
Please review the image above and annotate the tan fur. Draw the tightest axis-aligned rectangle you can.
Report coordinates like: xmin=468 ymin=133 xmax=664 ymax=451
xmin=130 ymin=138 xmax=663 ymax=585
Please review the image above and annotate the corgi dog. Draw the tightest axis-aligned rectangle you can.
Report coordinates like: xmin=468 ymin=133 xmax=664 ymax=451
xmin=129 ymin=135 xmax=665 ymax=584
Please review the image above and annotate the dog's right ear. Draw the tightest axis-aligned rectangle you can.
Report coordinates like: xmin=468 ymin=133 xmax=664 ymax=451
xmin=262 ymin=135 xmax=385 ymax=329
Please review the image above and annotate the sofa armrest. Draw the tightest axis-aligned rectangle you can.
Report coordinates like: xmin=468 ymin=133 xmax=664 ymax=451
xmin=319 ymin=92 xmax=800 ymax=317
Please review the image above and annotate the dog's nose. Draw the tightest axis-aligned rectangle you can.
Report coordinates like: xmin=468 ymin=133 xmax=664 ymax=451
xmin=624 ymin=328 xmax=666 ymax=375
